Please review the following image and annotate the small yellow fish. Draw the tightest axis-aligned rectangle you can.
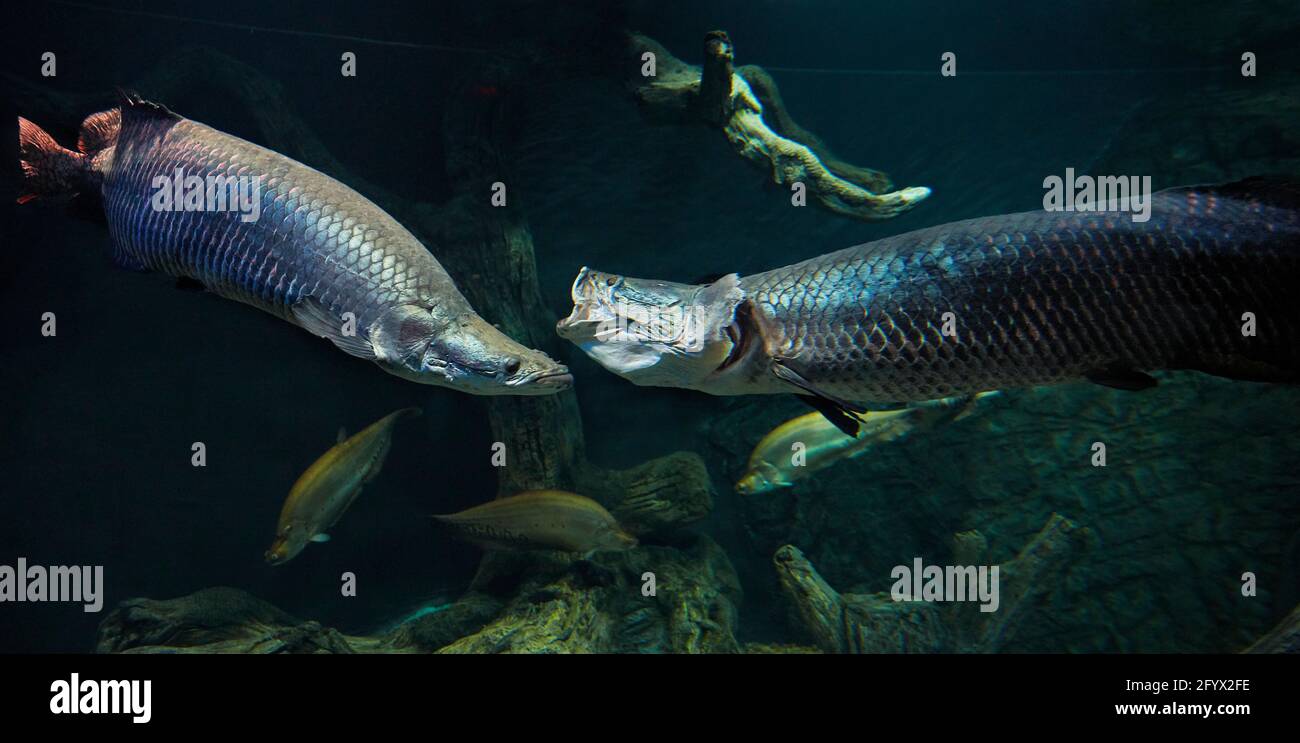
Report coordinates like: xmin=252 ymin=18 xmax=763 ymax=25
xmin=432 ymin=490 xmax=638 ymax=553
xmin=735 ymin=393 xmax=997 ymax=495
xmin=266 ymin=407 xmax=421 ymax=565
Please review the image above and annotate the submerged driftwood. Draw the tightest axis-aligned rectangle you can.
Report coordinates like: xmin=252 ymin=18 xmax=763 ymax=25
xmin=439 ymin=536 xmax=741 ymax=654
xmin=1244 ymin=602 xmax=1300 ymax=653
xmin=628 ymin=31 xmax=930 ymax=221
xmin=96 ymin=536 xmax=742 ymax=654
xmin=430 ymin=49 xmax=722 ymax=612
xmin=96 ymin=587 xmax=369 ymax=654
xmin=773 ymin=514 xmax=1090 ymax=653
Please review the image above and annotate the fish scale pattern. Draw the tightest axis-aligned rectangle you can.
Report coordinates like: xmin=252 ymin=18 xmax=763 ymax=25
xmin=742 ymin=188 xmax=1300 ymax=402
xmin=99 ymin=107 xmax=470 ymax=334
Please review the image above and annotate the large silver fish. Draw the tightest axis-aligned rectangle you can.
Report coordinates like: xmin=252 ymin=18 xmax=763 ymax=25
xmin=557 ymin=179 xmax=1300 ymax=433
xmin=17 ymin=95 xmax=571 ymax=394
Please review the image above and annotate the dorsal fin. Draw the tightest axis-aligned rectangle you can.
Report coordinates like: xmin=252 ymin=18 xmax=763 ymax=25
xmin=1159 ymin=176 xmax=1300 ymax=210
xmin=115 ymin=89 xmax=181 ymax=121
xmin=77 ymin=108 xmax=122 ymax=154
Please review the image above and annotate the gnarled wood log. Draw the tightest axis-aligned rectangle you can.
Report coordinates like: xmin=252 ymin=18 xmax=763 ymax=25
xmin=774 ymin=514 xmax=1089 ymax=653
xmin=627 ymin=31 xmax=930 ymax=221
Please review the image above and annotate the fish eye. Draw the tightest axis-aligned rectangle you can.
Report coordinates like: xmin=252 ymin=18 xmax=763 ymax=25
xmin=504 ymin=356 xmax=521 ymax=376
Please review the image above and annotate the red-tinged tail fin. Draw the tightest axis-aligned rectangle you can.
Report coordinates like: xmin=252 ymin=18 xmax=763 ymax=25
xmin=17 ymin=116 xmax=89 ymax=204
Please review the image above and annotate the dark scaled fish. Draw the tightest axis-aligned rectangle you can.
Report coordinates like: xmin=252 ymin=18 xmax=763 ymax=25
xmin=431 ymin=490 xmax=638 ymax=553
xmin=557 ymin=178 xmax=1300 ymax=434
xmin=17 ymin=94 xmax=572 ymax=395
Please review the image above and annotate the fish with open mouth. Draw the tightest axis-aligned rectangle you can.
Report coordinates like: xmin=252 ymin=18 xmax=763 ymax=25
xmin=557 ymin=178 xmax=1300 ymax=434
xmin=17 ymin=94 xmax=571 ymax=395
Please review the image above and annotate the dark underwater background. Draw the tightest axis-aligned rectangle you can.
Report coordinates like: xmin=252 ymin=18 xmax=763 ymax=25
xmin=2 ymin=0 xmax=1299 ymax=652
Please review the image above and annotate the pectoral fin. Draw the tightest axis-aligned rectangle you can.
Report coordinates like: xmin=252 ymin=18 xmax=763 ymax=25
xmin=771 ymin=359 xmax=867 ymax=437
xmin=796 ymin=394 xmax=863 ymax=437
xmin=311 ymin=533 xmax=331 ymax=543
xmin=292 ymin=297 xmax=377 ymax=360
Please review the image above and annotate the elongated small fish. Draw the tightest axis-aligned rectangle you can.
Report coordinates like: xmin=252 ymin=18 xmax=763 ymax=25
xmin=266 ymin=407 xmax=420 ymax=564
xmin=557 ymin=178 xmax=1300 ymax=434
xmin=735 ymin=393 xmax=996 ymax=495
xmin=431 ymin=490 xmax=638 ymax=553
xmin=17 ymin=94 xmax=571 ymax=395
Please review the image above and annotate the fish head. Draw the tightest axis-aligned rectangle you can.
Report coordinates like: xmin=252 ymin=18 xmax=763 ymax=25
xmin=264 ymin=523 xmax=309 ymax=566
xmin=594 ymin=525 xmax=639 ymax=551
xmin=734 ymin=470 xmax=768 ymax=496
xmin=734 ymin=461 xmax=783 ymax=495
xmin=555 ymin=267 xmax=746 ymax=389
xmin=372 ymin=305 xmax=572 ymax=395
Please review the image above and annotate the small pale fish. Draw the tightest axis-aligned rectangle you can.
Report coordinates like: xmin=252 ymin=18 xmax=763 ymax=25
xmin=431 ymin=490 xmax=638 ymax=553
xmin=735 ymin=393 xmax=997 ymax=495
xmin=266 ymin=407 xmax=421 ymax=564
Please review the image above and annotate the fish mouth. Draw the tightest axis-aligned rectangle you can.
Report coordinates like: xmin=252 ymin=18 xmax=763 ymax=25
xmin=510 ymin=366 xmax=574 ymax=392
xmin=556 ymin=266 xmax=749 ymax=388
xmin=555 ymin=266 xmax=612 ymax=338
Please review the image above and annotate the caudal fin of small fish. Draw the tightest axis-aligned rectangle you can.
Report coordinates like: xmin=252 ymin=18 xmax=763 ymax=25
xmin=380 ymin=406 xmax=423 ymax=430
xmin=16 ymin=117 xmax=87 ymax=204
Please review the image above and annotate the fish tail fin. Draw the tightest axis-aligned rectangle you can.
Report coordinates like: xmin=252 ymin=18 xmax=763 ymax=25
xmin=16 ymin=116 xmax=90 ymax=204
xmin=377 ymin=406 xmax=423 ymax=431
